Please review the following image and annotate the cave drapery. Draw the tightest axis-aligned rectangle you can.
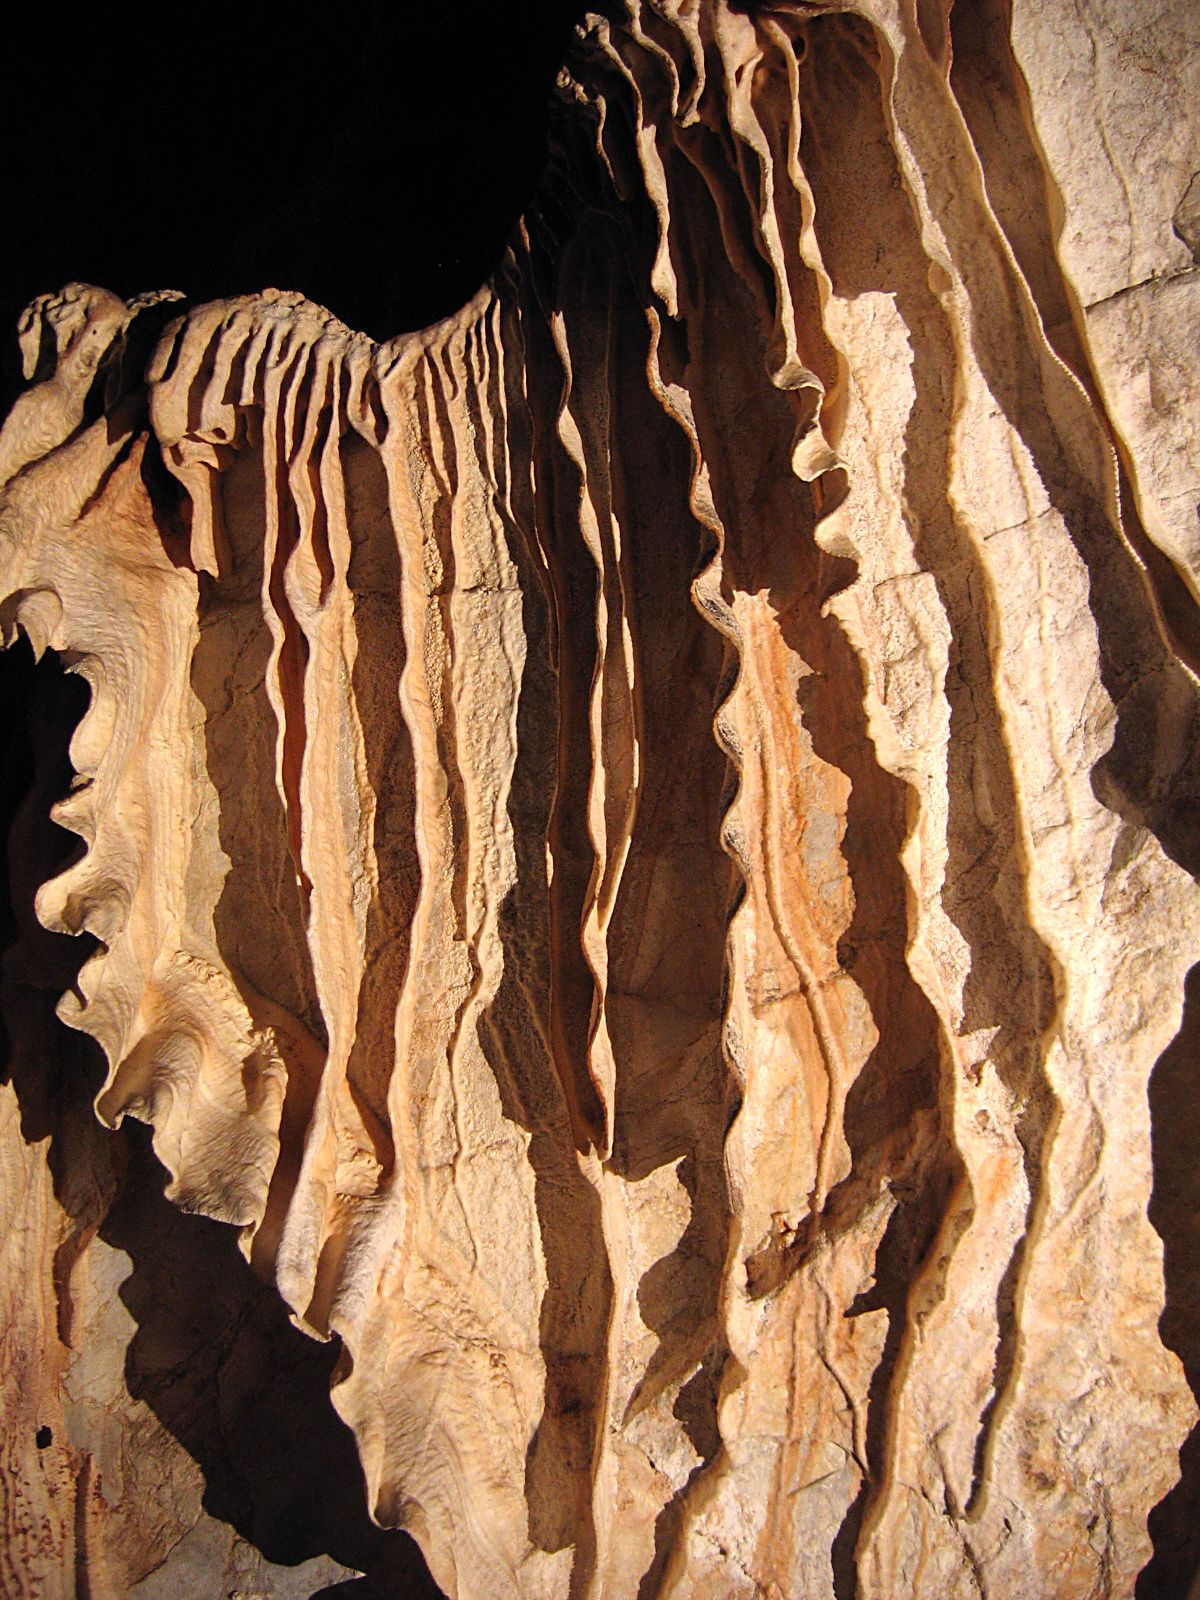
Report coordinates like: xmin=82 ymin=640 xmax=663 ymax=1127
xmin=2 ymin=2 xmax=1200 ymax=1596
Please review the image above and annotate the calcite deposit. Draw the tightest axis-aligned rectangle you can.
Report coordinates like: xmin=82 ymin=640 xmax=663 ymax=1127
xmin=2 ymin=1 xmax=1198 ymax=1596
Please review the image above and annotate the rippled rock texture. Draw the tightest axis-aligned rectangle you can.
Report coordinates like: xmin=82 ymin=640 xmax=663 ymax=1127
xmin=2 ymin=2 xmax=1199 ymax=1595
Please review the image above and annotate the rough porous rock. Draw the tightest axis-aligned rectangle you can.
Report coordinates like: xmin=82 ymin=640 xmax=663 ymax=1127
xmin=2 ymin=3 xmax=1198 ymax=1596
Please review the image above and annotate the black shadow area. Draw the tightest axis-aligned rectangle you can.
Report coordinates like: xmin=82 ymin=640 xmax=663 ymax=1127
xmin=1141 ymin=960 xmax=1200 ymax=1600
xmin=1 ymin=0 xmax=590 ymax=414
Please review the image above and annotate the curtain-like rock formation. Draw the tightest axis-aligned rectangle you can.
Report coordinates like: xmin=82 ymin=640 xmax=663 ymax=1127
xmin=2 ymin=2 xmax=1198 ymax=1595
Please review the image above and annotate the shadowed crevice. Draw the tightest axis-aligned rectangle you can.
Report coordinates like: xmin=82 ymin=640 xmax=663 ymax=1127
xmin=191 ymin=437 xmax=329 ymax=1279
xmin=104 ymin=1123 xmax=440 ymax=1593
xmin=342 ymin=433 xmax=420 ymax=1135
xmin=476 ymin=283 xmax=611 ymax=1580
xmin=1140 ymin=960 xmax=1200 ymax=1598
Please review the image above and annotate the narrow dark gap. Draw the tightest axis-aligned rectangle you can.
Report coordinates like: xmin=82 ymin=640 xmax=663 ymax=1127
xmin=0 ymin=635 xmax=97 ymax=1117
xmin=1140 ymin=960 xmax=1200 ymax=1598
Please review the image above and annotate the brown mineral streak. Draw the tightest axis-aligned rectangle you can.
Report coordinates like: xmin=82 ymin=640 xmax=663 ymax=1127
xmin=1 ymin=0 xmax=1199 ymax=1596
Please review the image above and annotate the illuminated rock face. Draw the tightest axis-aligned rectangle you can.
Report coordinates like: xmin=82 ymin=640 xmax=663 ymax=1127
xmin=2 ymin=3 xmax=1199 ymax=1596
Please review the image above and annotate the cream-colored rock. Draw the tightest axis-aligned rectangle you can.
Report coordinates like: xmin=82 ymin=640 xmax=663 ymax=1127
xmin=2 ymin=3 xmax=1197 ymax=1597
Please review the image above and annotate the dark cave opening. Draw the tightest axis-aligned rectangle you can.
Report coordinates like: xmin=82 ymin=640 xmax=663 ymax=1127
xmin=1 ymin=1 xmax=590 ymax=412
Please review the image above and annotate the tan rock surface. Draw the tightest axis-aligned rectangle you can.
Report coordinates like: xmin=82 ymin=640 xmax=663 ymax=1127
xmin=1 ymin=3 xmax=1198 ymax=1596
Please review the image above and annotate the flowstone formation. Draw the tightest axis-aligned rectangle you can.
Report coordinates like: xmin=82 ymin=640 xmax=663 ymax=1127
xmin=2 ymin=2 xmax=1199 ymax=1596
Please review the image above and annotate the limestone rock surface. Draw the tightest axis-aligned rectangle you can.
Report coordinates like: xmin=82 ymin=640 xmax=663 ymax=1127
xmin=2 ymin=4 xmax=1199 ymax=1597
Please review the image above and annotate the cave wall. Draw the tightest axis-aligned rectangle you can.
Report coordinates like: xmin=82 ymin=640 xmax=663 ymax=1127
xmin=2 ymin=3 xmax=1199 ymax=1596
